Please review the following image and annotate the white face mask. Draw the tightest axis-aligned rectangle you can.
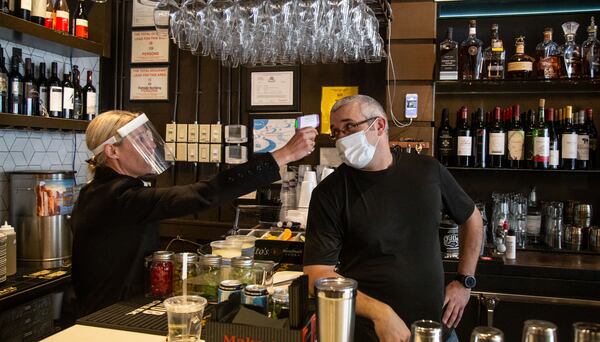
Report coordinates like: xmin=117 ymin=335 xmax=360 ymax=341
xmin=335 ymin=119 xmax=382 ymax=169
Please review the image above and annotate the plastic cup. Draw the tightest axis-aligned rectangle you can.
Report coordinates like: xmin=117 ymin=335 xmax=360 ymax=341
xmin=225 ymin=235 xmax=257 ymax=257
xmin=210 ymin=240 xmax=243 ymax=259
xmin=163 ymin=295 xmax=207 ymax=342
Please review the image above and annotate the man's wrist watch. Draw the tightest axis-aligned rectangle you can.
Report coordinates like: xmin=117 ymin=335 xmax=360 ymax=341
xmin=455 ymin=273 xmax=476 ymax=289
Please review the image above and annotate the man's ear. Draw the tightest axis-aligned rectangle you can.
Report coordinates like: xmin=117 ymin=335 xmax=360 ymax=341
xmin=104 ymin=144 xmax=119 ymax=159
xmin=377 ymin=117 xmax=387 ymax=134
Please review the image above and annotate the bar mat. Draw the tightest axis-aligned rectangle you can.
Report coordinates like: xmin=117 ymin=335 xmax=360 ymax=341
xmin=77 ymin=297 xmax=168 ymax=336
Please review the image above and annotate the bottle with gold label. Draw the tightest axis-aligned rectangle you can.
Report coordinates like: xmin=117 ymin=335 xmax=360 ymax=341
xmin=507 ymin=36 xmax=535 ymax=80
xmin=483 ymin=24 xmax=505 ymax=80
xmin=535 ymin=28 xmax=561 ymax=79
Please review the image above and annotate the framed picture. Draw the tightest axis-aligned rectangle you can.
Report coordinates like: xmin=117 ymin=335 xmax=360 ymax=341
xmin=250 ymin=112 xmax=302 ymax=154
xmin=132 ymin=0 xmax=156 ymax=28
xmin=131 ymin=30 xmax=170 ymax=63
xmin=246 ymin=66 xmax=300 ymax=112
xmin=129 ymin=66 xmax=170 ymax=101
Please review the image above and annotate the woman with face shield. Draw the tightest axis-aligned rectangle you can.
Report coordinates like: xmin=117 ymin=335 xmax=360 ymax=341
xmin=71 ymin=110 xmax=317 ymax=317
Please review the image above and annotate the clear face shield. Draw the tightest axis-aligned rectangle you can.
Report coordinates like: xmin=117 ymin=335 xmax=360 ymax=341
xmin=92 ymin=114 xmax=172 ymax=176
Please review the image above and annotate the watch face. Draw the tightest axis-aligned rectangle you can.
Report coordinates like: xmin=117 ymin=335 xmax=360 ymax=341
xmin=464 ymin=276 xmax=476 ymax=288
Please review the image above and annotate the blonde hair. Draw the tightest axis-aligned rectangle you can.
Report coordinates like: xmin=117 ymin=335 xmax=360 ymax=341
xmin=86 ymin=110 xmax=138 ymax=173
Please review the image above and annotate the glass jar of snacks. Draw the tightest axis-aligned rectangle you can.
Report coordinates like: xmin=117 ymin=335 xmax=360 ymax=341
xmin=148 ymin=251 xmax=174 ymax=298
xmin=172 ymin=252 xmax=200 ymax=296
xmin=230 ymin=256 xmax=255 ymax=285
xmin=195 ymin=254 xmax=222 ymax=302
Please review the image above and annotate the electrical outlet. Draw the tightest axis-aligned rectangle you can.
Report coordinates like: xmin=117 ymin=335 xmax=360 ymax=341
xmin=199 ymin=124 xmax=211 ymax=143
xmin=199 ymin=144 xmax=210 ymax=162
xmin=209 ymin=144 xmax=222 ymax=163
xmin=165 ymin=142 xmax=176 ymax=162
xmin=176 ymin=143 xmax=188 ymax=161
xmin=188 ymin=124 xmax=199 ymax=143
xmin=177 ymin=124 xmax=188 ymax=142
xmin=187 ymin=143 xmax=198 ymax=162
xmin=165 ymin=123 xmax=176 ymax=142
xmin=210 ymin=124 xmax=222 ymax=143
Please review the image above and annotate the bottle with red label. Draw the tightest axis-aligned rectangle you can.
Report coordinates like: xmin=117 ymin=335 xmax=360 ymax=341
xmin=73 ymin=0 xmax=88 ymax=39
xmin=44 ymin=0 xmax=54 ymax=29
xmin=53 ymin=0 xmax=69 ymax=34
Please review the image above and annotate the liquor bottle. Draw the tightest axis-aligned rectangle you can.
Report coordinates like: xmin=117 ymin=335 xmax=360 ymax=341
xmin=507 ymin=36 xmax=535 ymax=80
xmin=8 ymin=54 xmax=23 ymax=114
xmin=507 ymin=104 xmax=525 ymax=168
xmin=437 ymin=108 xmax=454 ymax=166
xmin=525 ymin=109 xmax=536 ymax=168
xmin=577 ymin=109 xmax=590 ymax=170
xmin=72 ymin=65 xmax=82 ymax=119
xmin=483 ymin=24 xmax=505 ymax=80
xmin=38 ymin=62 xmax=49 ymax=117
xmin=439 ymin=27 xmax=458 ymax=80
xmin=488 ymin=107 xmax=505 ymax=168
xmin=535 ymin=27 xmax=561 ymax=79
xmin=62 ymin=72 xmax=73 ymax=118
xmin=583 ymin=17 xmax=600 ymax=79
xmin=561 ymin=22 xmax=582 ymax=79
xmin=14 ymin=0 xmax=31 ymax=20
xmin=533 ymin=99 xmax=550 ymax=169
xmin=53 ymin=0 xmax=69 ymax=34
xmin=73 ymin=0 xmax=88 ymax=39
xmin=82 ymin=70 xmax=97 ymax=121
xmin=31 ymin=0 xmax=45 ymax=25
xmin=44 ymin=0 xmax=53 ymax=29
xmin=526 ymin=186 xmax=542 ymax=245
xmin=48 ymin=62 xmax=62 ymax=118
xmin=455 ymin=106 xmax=473 ymax=167
xmin=459 ymin=20 xmax=483 ymax=80
xmin=472 ymin=108 xmax=487 ymax=168
xmin=0 ymin=46 xmax=8 ymax=113
xmin=561 ymin=106 xmax=578 ymax=170
xmin=547 ymin=108 xmax=560 ymax=169
xmin=586 ymin=109 xmax=597 ymax=168
xmin=23 ymin=58 xmax=38 ymax=116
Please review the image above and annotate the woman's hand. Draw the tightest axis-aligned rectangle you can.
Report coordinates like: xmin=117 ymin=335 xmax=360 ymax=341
xmin=271 ymin=127 xmax=318 ymax=166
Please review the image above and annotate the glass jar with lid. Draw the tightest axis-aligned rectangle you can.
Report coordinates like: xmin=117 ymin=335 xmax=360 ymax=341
xmin=230 ymin=256 xmax=255 ymax=285
xmin=172 ymin=252 xmax=200 ymax=296
xmin=195 ymin=254 xmax=222 ymax=302
xmin=148 ymin=251 xmax=174 ymax=298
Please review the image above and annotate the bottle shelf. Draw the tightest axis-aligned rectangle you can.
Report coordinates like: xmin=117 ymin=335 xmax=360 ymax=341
xmin=447 ymin=166 xmax=600 ymax=173
xmin=0 ymin=113 xmax=89 ymax=132
xmin=435 ymin=79 xmax=600 ymax=95
xmin=0 ymin=12 xmax=107 ymax=57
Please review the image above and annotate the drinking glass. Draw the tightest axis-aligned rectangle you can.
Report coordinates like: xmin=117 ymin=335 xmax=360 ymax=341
xmin=164 ymin=295 xmax=208 ymax=342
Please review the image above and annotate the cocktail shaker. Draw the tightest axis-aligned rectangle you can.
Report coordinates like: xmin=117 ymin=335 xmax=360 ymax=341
xmin=315 ymin=277 xmax=357 ymax=342
xmin=470 ymin=326 xmax=504 ymax=342
xmin=411 ymin=320 xmax=442 ymax=342
xmin=522 ymin=320 xmax=558 ymax=342
xmin=573 ymin=322 xmax=600 ymax=342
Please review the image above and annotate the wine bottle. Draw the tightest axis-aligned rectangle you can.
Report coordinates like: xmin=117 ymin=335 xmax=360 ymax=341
xmin=488 ymin=107 xmax=506 ymax=168
xmin=561 ymin=106 xmax=578 ymax=170
xmin=526 ymin=186 xmax=542 ymax=245
xmin=14 ymin=0 xmax=31 ymax=20
xmin=8 ymin=54 xmax=23 ymax=115
xmin=533 ymin=99 xmax=550 ymax=169
xmin=0 ymin=46 xmax=8 ymax=113
xmin=472 ymin=108 xmax=487 ymax=168
xmin=577 ymin=108 xmax=590 ymax=170
xmin=455 ymin=106 xmax=473 ymax=167
xmin=525 ymin=109 xmax=536 ymax=168
xmin=437 ymin=108 xmax=454 ymax=166
xmin=38 ymin=62 xmax=49 ymax=117
xmin=62 ymin=71 xmax=74 ymax=119
xmin=48 ymin=62 xmax=62 ymax=118
xmin=44 ymin=0 xmax=53 ymax=29
xmin=82 ymin=70 xmax=97 ymax=121
xmin=31 ymin=0 xmax=45 ymax=25
xmin=507 ymin=104 xmax=525 ymax=168
xmin=23 ymin=58 xmax=39 ymax=116
xmin=73 ymin=0 xmax=88 ymax=39
xmin=53 ymin=0 xmax=69 ymax=34
xmin=547 ymin=108 xmax=560 ymax=169
xmin=587 ymin=109 xmax=597 ymax=169
xmin=72 ymin=65 xmax=82 ymax=119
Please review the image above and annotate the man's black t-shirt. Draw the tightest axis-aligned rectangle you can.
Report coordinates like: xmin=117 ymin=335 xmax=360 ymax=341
xmin=304 ymin=152 xmax=474 ymax=328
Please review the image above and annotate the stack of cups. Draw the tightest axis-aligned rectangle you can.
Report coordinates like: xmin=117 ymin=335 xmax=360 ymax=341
xmin=0 ymin=233 xmax=6 ymax=283
xmin=522 ymin=320 xmax=558 ymax=342
xmin=298 ymin=171 xmax=317 ymax=208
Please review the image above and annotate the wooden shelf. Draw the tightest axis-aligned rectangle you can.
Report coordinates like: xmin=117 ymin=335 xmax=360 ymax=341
xmin=0 ymin=12 xmax=107 ymax=57
xmin=447 ymin=166 xmax=600 ymax=173
xmin=0 ymin=113 xmax=89 ymax=131
xmin=435 ymin=79 xmax=600 ymax=95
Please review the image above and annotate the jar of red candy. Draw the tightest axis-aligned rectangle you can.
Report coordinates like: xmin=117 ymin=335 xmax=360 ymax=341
xmin=147 ymin=251 xmax=174 ymax=298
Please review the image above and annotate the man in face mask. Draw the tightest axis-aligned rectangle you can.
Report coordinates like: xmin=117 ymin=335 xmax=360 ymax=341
xmin=304 ymin=95 xmax=483 ymax=342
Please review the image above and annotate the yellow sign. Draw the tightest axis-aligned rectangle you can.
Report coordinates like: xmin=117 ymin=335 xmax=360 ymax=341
xmin=320 ymin=86 xmax=359 ymax=134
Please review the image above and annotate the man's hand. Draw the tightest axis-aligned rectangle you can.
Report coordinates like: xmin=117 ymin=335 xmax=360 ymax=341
xmin=271 ymin=127 xmax=318 ymax=166
xmin=442 ymin=280 xmax=471 ymax=328
xmin=372 ymin=304 xmax=411 ymax=342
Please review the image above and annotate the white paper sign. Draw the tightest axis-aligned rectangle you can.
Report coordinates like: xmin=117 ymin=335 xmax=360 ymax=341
xmin=130 ymin=67 xmax=169 ymax=101
xmin=132 ymin=1 xmax=156 ymax=27
xmin=250 ymin=71 xmax=294 ymax=106
xmin=131 ymin=30 xmax=170 ymax=63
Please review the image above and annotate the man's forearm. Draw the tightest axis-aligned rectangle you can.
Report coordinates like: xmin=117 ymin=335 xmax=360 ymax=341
xmin=458 ymin=208 xmax=483 ymax=275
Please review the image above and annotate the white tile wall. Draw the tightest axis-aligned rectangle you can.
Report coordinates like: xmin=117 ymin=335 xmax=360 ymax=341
xmin=0 ymin=129 xmax=91 ymax=223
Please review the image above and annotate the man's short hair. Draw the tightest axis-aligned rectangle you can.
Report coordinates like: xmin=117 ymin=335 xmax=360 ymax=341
xmin=330 ymin=94 xmax=388 ymax=132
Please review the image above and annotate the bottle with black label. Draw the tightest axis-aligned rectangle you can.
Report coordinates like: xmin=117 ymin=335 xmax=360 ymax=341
xmin=489 ymin=107 xmax=506 ymax=168
xmin=547 ymin=108 xmax=560 ymax=169
xmin=525 ymin=109 xmax=536 ymax=168
xmin=439 ymin=27 xmax=458 ymax=80
xmin=62 ymin=72 xmax=74 ymax=119
xmin=561 ymin=106 xmax=577 ymax=170
xmin=455 ymin=106 xmax=473 ymax=167
xmin=38 ymin=62 xmax=49 ymax=117
xmin=0 ymin=46 xmax=8 ymax=113
xmin=507 ymin=104 xmax=524 ymax=168
xmin=472 ymin=108 xmax=486 ymax=168
xmin=82 ymin=70 xmax=96 ymax=120
xmin=72 ymin=65 xmax=82 ymax=119
xmin=48 ymin=62 xmax=62 ymax=118
xmin=577 ymin=109 xmax=590 ymax=170
xmin=459 ymin=20 xmax=483 ymax=80
xmin=533 ymin=99 xmax=550 ymax=169
xmin=586 ymin=108 xmax=597 ymax=168
xmin=437 ymin=108 xmax=454 ymax=166
xmin=8 ymin=54 xmax=23 ymax=115
xmin=23 ymin=58 xmax=38 ymax=116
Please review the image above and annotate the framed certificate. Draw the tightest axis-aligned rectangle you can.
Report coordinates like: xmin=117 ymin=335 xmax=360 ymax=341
xmin=132 ymin=0 xmax=156 ymax=28
xmin=246 ymin=66 xmax=300 ymax=112
xmin=131 ymin=30 xmax=170 ymax=63
xmin=129 ymin=66 xmax=170 ymax=101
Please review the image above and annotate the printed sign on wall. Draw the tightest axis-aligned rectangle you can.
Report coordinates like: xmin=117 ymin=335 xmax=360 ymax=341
xmin=130 ymin=66 xmax=169 ymax=101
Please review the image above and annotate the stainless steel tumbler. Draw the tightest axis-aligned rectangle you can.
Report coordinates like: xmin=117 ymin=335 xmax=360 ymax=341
xmin=573 ymin=322 xmax=600 ymax=342
xmin=411 ymin=320 xmax=442 ymax=342
xmin=522 ymin=320 xmax=558 ymax=342
xmin=470 ymin=326 xmax=504 ymax=342
xmin=315 ymin=277 xmax=358 ymax=342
